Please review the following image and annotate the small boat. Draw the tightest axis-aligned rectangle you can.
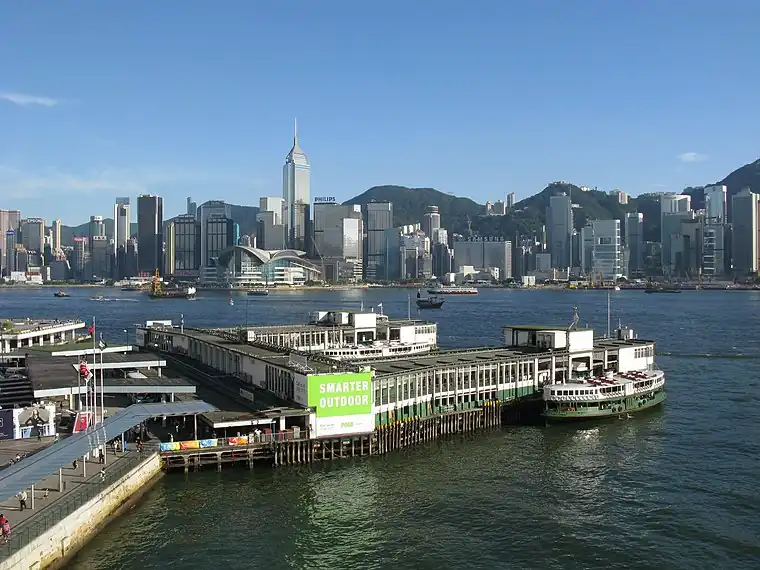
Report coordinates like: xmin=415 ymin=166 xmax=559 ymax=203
xmin=53 ymin=291 xmax=70 ymax=298
xmin=229 ymin=296 xmax=234 ymax=306
xmin=416 ymin=296 xmax=444 ymax=309
xmin=247 ymin=288 xmax=269 ymax=296
xmin=90 ymin=295 xmax=105 ymax=301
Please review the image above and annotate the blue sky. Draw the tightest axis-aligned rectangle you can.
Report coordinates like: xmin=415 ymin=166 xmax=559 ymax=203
xmin=1 ymin=1 xmax=758 ymax=225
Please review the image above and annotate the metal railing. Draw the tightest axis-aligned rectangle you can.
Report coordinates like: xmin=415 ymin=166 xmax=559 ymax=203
xmin=158 ymin=431 xmax=311 ymax=454
xmin=0 ymin=451 xmax=149 ymax=560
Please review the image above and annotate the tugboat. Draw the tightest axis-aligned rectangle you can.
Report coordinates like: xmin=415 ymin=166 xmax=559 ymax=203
xmin=148 ymin=270 xmax=197 ymax=299
xmin=415 ymin=290 xmax=444 ymax=309
xmin=53 ymin=290 xmax=70 ymax=298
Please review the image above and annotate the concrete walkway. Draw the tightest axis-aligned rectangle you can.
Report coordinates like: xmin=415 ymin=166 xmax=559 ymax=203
xmin=0 ymin=436 xmax=56 ymax=467
xmin=0 ymin=447 xmax=144 ymax=531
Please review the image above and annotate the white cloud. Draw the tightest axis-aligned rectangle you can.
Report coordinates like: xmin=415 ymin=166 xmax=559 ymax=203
xmin=677 ymin=152 xmax=707 ymax=163
xmin=0 ymin=92 xmax=59 ymax=107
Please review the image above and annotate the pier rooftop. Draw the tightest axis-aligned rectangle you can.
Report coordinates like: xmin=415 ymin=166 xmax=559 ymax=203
xmin=175 ymin=328 xmax=358 ymax=373
xmin=19 ymin=348 xmax=196 ymax=398
xmin=0 ymin=318 xmax=84 ymax=335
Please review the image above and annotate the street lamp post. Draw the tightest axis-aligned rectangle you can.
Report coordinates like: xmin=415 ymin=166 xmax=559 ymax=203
xmin=123 ymin=329 xmax=128 ymax=346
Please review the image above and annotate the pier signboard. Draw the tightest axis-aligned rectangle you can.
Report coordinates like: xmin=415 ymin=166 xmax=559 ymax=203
xmin=0 ymin=409 xmax=13 ymax=440
xmin=307 ymin=371 xmax=374 ymax=437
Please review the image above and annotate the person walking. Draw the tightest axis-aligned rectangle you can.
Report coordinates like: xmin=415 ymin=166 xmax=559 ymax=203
xmin=18 ymin=490 xmax=27 ymax=511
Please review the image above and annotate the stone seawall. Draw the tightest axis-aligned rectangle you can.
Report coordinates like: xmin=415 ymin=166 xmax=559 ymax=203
xmin=0 ymin=454 xmax=162 ymax=570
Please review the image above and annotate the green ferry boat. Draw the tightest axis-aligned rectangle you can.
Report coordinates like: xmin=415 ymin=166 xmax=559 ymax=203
xmin=543 ymin=369 xmax=666 ymax=422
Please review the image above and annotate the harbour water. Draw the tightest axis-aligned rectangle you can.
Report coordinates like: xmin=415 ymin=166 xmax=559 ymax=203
xmin=2 ymin=287 xmax=760 ymax=569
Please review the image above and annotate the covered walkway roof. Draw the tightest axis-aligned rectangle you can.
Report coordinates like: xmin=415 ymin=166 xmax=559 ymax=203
xmin=0 ymin=400 xmax=216 ymax=502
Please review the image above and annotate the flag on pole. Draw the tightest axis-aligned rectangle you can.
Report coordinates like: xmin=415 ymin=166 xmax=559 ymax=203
xmin=88 ymin=320 xmax=95 ymax=335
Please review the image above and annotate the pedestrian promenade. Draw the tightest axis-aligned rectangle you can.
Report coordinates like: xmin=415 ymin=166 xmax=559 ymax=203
xmin=0 ymin=446 xmax=148 ymax=559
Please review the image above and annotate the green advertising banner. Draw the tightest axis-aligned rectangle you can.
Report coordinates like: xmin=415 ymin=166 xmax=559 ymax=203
xmin=307 ymin=371 xmax=372 ymax=418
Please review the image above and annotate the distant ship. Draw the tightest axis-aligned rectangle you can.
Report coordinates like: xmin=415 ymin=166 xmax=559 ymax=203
xmin=415 ymin=290 xmax=444 ymax=309
xmin=54 ymin=291 xmax=70 ymax=298
xmin=148 ymin=270 xmax=197 ymax=299
xmin=427 ymin=286 xmax=478 ymax=295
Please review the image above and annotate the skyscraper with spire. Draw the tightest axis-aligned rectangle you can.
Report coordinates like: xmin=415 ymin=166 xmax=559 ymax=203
xmin=282 ymin=118 xmax=311 ymax=250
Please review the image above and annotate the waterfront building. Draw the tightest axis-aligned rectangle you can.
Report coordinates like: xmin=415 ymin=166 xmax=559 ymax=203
xmin=580 ymin=219 xmax=623 ymax=280
xmin=0 ymin=318 xmax=85 ymax=354
xmin=70 ymin=236 xmax=88 ymax=279
xmin=20 ymin=218 xmax=45 ymax=257
xmin=216 ymin=245 xmax=321 ymax=286
xmin=89 ymin=235 xmax=110 ymax=280
xmin=0 ymin=209 xmax=21 ymax=276
xmin=260 ymin=197 xmax=285 ymax=223
xmin=432 ymin=241 xmax=454 ymax=278
xmin=165 ymin=214 xmax=200 ymax=278
xmin=256 ymin=210 xmax=286 ymax=251
xmin=661 ymin=210 xmax=700 ymax=277
xmin=731 ymin=188 xmax=760 ymax=276
xmin=399 ymin=232 xmax=432 ymax=280
xmin=702 ymin=185 xmax=727 ymax=278
xmin=4 ymin=230 xmax=18 ymax=274
xmin=624 ymin=213 xmax=644 ymax=278
xmin=137 ymin=317 xmax=656 ymax=438
xmin=197 ymin=200 xmax=231 ymax=282
xmin=364 ymin=201 xmax=393 ymax=281
xmin=453 ymin=237 xmax=513 ymax=280
xmin=660 ymin=194 xmax=691 ymax=273
xmin=136 ymin=194 xmax=164 ymax=277
xmin=282 ymin=120 xmax=310 ymax=250
xmin=88 ymin=215 xmax=106 ymax=256
xmin=546 ymin=193 xmax=573 ymax=269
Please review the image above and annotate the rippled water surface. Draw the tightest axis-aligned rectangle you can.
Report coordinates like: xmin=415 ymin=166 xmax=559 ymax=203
xmin=2 ymin=287 xmax=759 ymax=570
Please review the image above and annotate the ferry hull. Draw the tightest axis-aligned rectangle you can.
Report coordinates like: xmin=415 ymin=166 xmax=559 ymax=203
xmin=543 ymin=391 xmax=667 ymax=423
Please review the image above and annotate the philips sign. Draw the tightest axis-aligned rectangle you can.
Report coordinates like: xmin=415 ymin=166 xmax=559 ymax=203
xmin=313 ymin=197 xmax=337 ymax=204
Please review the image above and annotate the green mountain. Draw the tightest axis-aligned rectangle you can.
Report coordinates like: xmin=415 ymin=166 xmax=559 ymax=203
xmin=682 ymin=157 xmax=760 ymax=218
xmin=344 ymin=185 xmax=483 ymax=229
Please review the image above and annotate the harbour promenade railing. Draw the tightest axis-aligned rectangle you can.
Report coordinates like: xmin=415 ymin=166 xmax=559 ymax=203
xmin=0 ymin=451 xmax=149 ymax=560
xmin=157 ymin=431 xmax=311 ymax=453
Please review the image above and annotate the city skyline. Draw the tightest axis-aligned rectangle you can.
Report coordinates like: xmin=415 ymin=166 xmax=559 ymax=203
xmin=3 ymin=1 xmax=758 ymax=222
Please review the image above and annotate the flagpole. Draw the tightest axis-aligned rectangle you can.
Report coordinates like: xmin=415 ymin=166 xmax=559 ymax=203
xmin=91 ymin=316 xmax=96 ymax=427
xmin=100 ymin=334 xmax=105 ymax=426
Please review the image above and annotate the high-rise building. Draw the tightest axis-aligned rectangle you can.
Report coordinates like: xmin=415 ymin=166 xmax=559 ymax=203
xmin=88 ymin=215 xmax=105 ymax=252
xmin=546 ymin=194 xmax=573 ymax=269
xmin=136 ymin=194 xmax=163 ymax=276
xmin=453 ymin=238 xmax=513 ymax=280
xmin=702 ymin=185 xmax=728 ymax=278
xmin=364 ymin=202 xmax=393 ymax=281
xmin=731 ymin=188 xmax=760 ymax=276
xmin=114 ymin=198 xmax=131 ymax=250
xmin=580 ymin=219 xmax=623 ymax=280
xmin=0 ymin=209 xmax=21 ymax=275
xmin=282 ymin=119 xmax=310 ymax=250
xmin=201 ymin=213 xmax=234 ymax=283
xmin=90 ymin=235 xmax=110 ymax=280
xmin=506 ymin=193 xmax=516 ymax=209
xmin=52 ymin=219 xmax=62 ymax=251
xmin=186 ymin=197 xmax=197 ymax=217
xmin=312 ymin=203 xmax=363 ymax=259
xmin=71 ymin=236 xmax=88 ymax=280
xmin=422 ymin=206 xmax=441 ymax=240
xmin=259 ymin=197 xmax=285 ymax=224
xmin=625 ymin=213 xmax=644 ymax=277
xmin=20 ymin=218 xmax=45 ymax=256
xmin=198 ymin=200 xmax=230 ymax=268
xmin=4 ymin=230 xmax=17 ymax=274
